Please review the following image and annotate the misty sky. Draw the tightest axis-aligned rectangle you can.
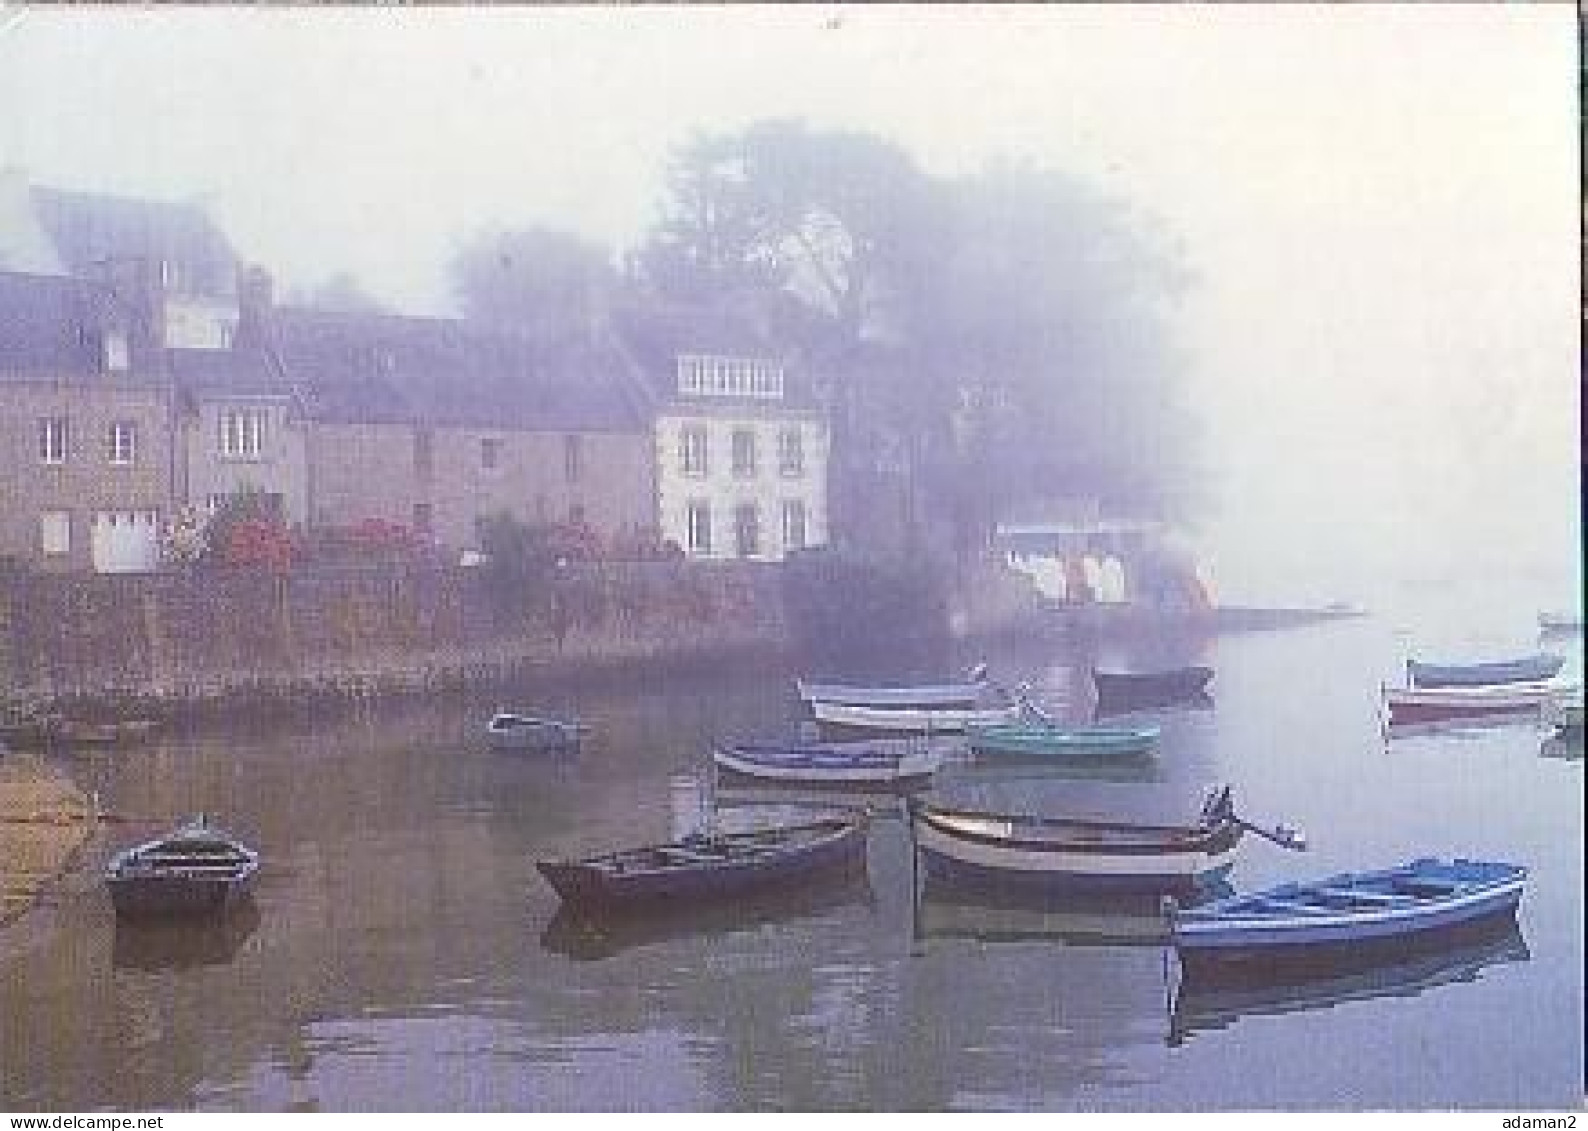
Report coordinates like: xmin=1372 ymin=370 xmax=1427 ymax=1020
xmin=0 ymin=4 xmax=1578 ymax=607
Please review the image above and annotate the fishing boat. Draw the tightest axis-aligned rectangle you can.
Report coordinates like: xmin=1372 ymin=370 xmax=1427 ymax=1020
xmin=1405 ymin=653 xmax=1564 ymax=689
xmin=1381 ymin=679 xmax=1574 ymax=726
xmin=713 ymin=738 xmax=944 ymax=789
xmin=907 ymin=785 xmax=1303 ymax=896
xmin=1169 ymin=917 xmax=1529 ymax=1045
xmin=796 ymin=664 xmax=990 ymax=709
xmin=105 ymin=817 xmax=260 ymax=919
xmin=1092 ymin=666 xmax=1214 ymax=711
xmin=1166 ymin=857 xmax=1527 ymax=979
xmin=808 ymin=699 xmax=1024 ymax=737
xmin=485 ymin=711 xmax=586 ymax=752
xmin=535 ymin=813 xmax=870 ymax=912
xmin=965 ymin=720 xmax=1160 ymax=760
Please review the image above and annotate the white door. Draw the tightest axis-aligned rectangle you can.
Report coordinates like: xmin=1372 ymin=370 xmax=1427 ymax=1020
xmin=91 ymin=510 xmax=160 ymax=573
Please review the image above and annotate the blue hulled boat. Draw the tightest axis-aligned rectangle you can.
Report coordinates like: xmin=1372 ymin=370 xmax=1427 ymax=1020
xmin=1167 ymin=857 xmax=1527 ymax=977
xmin=1405 ymin=653 xmax=1564 ymax=689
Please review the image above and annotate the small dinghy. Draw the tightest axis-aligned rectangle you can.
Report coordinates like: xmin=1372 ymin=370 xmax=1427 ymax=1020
xmin=486 ymin=712 xmax=586 ymax=752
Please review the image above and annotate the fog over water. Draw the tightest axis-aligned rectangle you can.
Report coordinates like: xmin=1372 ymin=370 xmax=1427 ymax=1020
xmin=0 ymin=4 xmax=1576 ymax=609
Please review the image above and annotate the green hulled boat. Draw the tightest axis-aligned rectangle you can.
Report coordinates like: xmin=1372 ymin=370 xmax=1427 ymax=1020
xmin=965 ymin=720 xmax=1161 ymax=759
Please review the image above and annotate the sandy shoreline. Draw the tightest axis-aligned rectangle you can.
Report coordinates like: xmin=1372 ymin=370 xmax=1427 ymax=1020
xmin=0 ymin=758 xmax=97 ymax=928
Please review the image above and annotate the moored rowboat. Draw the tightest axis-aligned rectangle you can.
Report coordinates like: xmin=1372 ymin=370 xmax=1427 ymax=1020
xmin=906 ymin=785 xmax=1299 ymax=896
xmin=796 ymin=674 xmax=989 ymax=709
xmin=808 ymin=699 xmax=1023 ymax=736
xmin=105 ymin=816 xmax=260 ymax=919
xmin=1406 ymin=653 xmax=1564 ymax=689
xmin=1167 ymin=857 xmax=1527 ymax=978
xmin=1092 ymin=666 xmax=1213 ymax=710
xmin=1382 ymin=680 xmax=1575 ymax=725
xmin=713 ymin=738 xmax=944 ymax=788
xmin=486 ymin=712 xmax=586 ymax=751
xmin=965 ymin=721 xmax=1160 ymax=759
xmin=536 ymin=814 xmax=870 ymax=912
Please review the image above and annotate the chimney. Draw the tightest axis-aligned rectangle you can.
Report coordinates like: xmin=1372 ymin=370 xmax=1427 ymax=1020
xmin=235 ymin=263 xmax=274 ymax=346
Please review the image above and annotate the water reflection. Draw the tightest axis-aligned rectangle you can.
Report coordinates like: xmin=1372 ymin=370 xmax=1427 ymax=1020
xmin=915 ymin=887 xmax=1222 ymax=949
xmin=541 ymin=878 xmax=877 ymax=962
xmin=112 ymin=902 xmax=262 ymax=972
xmin=1168 ymin=918 xmax=1531 ymax=1047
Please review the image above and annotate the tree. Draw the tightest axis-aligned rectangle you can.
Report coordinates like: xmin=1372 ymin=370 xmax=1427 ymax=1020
xmin=451 ymin=226 xmax=617 ymax=349
xmin=636 ymin=121 xmax=1202 ymax=561
xmin=289 ymin=272 xmax=387 ymax=313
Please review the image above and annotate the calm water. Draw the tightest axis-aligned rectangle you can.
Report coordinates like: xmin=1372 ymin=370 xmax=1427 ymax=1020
xmin=2 ymin=583 xmax=1582 ymax=1111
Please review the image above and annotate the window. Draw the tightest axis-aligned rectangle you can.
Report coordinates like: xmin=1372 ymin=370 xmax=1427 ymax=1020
xmin=680 ymin=426 xmax=708 ymax=477
xmin=778 ymin=428 xmax=804 ymax=477
xmin=480 ymin=437 xmax=502 ymax=471
xmin=731 ymin=429 xmax=757 ymax=478
xmin=219 ymin=408 xmax=267 ymax=459
xmin=782 ymin=500 xmax=807 ymax=552
xmin=564 ymin=435 xmax=583 ymax=483
xmin=103 ymin=331 xmax=129 ymax=372
xmin=734 ymin=503 xmax=760 ymax=558
xmin=412 ymin=503 xmax=433 ymax=533
xmin=40 ymin=511 xmax=70 ymax=555
xmin=685 ymin=501 xmax=712 ymax=554
xmin=108 ymin=421 xmax=137 ymax=465
xmin=39 ymin=417 xmax=69 ymax=464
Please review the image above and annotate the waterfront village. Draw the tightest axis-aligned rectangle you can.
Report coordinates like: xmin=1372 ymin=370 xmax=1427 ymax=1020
xmin=0 ymin=170 xmax=1223 ymax=714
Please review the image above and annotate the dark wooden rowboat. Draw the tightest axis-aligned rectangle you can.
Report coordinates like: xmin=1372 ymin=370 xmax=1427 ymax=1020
xmin=536 ymin=813 xmax=871 ymax=912
xmin=105 ymin=816 xmax=259 ymax=919
xmin=1092 ymin=666 xmax=1214 ymax=711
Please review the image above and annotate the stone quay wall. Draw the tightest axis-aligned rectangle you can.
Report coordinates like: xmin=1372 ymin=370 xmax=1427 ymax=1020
xmin=0 ymin=561 xmax=792 ymax=713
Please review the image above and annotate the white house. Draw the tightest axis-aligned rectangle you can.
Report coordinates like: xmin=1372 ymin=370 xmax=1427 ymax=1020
xmin=653 ymin=352 xmax=829 ymax=561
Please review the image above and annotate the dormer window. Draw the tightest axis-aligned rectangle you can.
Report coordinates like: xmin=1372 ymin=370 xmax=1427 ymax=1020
xmin=677 ymin=355 xmax=784 ymax=399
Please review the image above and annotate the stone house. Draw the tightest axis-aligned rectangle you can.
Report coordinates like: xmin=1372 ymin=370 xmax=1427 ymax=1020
xmin=0 ymin=270 xmax=174 ymax=572
xmin=267 ymin=306 xmax=655 ymax=554
xmin=619 ymin=305 xmax=830 ymax=562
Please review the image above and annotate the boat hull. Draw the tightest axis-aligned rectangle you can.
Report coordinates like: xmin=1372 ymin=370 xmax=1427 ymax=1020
xmin=486 ymin=715 xmax=583 ymax=752
xmin=797 ymin=679 xmax=986 ymax=709
xmin=1407 ymin=654 xmax=1564 ymax=688
xmin=1384 ymin=681 xmax=1571 ymax=725
xmin=713 ymin=741 xmax=941 ymax=789
xmin=1170 ymin=858 xmax=1527 ymax=977
xmin=809 ymin=700 xmax=1022 ymax=737
xmin=108 ymin=874 xmax=257 ymax=918
xmin=537 ymin=819 xmax=869 ymax=912
xmin=909 ymin=795 xmax=1242 ymax=896
xmin=966 ymin=723 xmax=1159 ymax=759
xmin=1092 ymin=667 xmax=1213 ymax=710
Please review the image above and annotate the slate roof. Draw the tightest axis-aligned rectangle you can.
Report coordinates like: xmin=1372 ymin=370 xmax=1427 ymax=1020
xmin=29 ymin=186 xmax=238 ymax=296
xmin=266 ymin=307 xmax=649 ymax=433
xmin=613 ymin=297 xmax=820 ymax=410
xmin=0 ymin=269 xmax=175 ymax=381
